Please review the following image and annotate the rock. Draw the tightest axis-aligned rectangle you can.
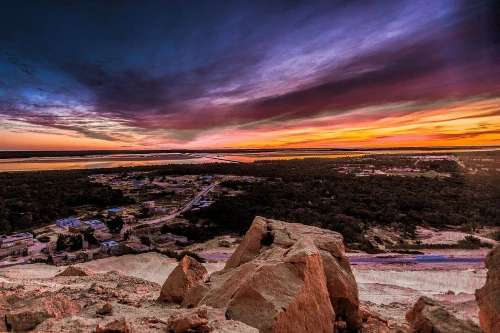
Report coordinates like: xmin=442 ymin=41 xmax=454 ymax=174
xmin=210 ymin=319 xmax=259 ymax=333
xmin=96 ymin=302 xmax=113 ymax=315
xmin=476 ymin=245 xmax=500 ymax=333
xmin=0 ymin=314 xmax=8 ymax=332
xmin=405 ymin=297 xmax=483 ymax=333
xmin=96 ymin=317 xmax=132 ymax=333
xmin=5 ymin=294 xmax=80 ymax=332
xmin=184 ymin=216 xmax=361 ymax=332
xmin=56 ymin=265 xmax=94 ymax=277
xmin=159 ymin=255 xmax=208 ymax=303
xmin=168 ymin=312 xmax=208 ymax=333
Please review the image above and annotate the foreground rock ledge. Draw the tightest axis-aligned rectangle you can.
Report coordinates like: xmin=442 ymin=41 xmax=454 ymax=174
xmin=405 ymin=296 xmax=483 ymax=333
xmin=476 ymin=245 xmax=500 ymax=333
xmin=179 ymin=216 xmax=362 ymax=333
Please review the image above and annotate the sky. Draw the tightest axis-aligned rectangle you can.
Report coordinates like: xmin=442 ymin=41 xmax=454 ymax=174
xmin=0 ymin=0 xmax=499 ymax=150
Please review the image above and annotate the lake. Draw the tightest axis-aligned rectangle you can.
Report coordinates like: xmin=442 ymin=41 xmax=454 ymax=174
xmin=0 ymin=148 xmax=496 ymax=172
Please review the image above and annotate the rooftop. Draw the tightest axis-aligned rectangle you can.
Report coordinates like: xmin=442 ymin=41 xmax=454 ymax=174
xmin=101 ymin=241 xmax=119 ymax=247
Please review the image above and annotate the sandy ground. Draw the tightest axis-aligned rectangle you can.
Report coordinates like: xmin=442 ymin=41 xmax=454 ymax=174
xmin=0 ymin=252 xmax=225 ymax=285
xmin=0 ymin=240 xmax=488 ymax=327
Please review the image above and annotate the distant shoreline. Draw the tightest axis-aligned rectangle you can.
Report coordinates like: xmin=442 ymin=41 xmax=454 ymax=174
xmin=0 ymin=146 xmax=498 ymax=159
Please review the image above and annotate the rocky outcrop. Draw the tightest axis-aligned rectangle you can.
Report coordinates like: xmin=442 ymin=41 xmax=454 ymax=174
xmin=476 ymin=245 xmax=500 ymax=333
xmin=182 ymin=216 xmax=362 ymax=332
xmin=166 ymin=306 xmax=257 ymax=333
xmin=159 ymin=255 xmax=208 ymax=303
xmin=4 ymin=294 xmax=80 ymax=332
xmin=405 ymin=297 xmax=483 ymax=333
xmin=97 ymin=302 xmax=113 ymax=315
xmin=96 ymin=317 xmax=132 ymax=333
xmin=56 ymin=265 xmax=93 ymax=277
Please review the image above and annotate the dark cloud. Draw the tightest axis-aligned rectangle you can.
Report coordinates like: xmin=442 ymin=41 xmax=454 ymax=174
xmin=0 ymin=0 xmax=498 ymax=144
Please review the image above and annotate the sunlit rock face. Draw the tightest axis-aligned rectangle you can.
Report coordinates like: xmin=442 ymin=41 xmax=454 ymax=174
xmin=182 ymin=216 xmax=362 ymax=333
xmin=406 ymin=296 xmax=483 ymax=333
xmin=476 ymin=245 xmax=500 ymax=333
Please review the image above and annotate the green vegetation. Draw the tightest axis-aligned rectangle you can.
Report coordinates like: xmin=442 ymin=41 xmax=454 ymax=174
xmin=0 ymin=170 xmax=134 ymax=234
xmin=1 ymin=155 xmax=499 ymax=246
xmin=106 ymin=216 xmax=124 ymax=234
xmin=56 ymin=233 xmax=84 ymax=251
xmin=139 ymin=235 xmax=151 ymax=246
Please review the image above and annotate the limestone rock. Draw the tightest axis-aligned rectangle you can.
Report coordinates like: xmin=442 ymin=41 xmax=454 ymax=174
xmin=96 ymin=317 xmax=132 ymax=333
xmin=405 ymin=297 xmax=483 ymax=333
xmin=167 ymin=307 xmax=208 ymax=333
xmin=56 ymin=265 xmax=94 ymax=277
xmin=159 ymin=255 xmax=208 ymax=303
xmin=210 ymin=319 xmax=259 ymax=333
xmin=184 ymin=232 xmax=336 ymax=332
xmin=476 ymin=245 xmax=500 ymax=333
xmin=96 ymin=302 xmax=113 ymax=315
xmin=185 ymin=216 xmax=361 ymax=332
xmin=5 ymin=294 xmax=80 ymax=332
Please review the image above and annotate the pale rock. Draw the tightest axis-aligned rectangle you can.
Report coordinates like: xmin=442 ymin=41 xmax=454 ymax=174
xmin=159 ymin=255 xmax=208 ymax=303
xmin=476 ymin=245 xmax=500 ymax=333
xmin=405 ymin=297 xmax=483 ymax=333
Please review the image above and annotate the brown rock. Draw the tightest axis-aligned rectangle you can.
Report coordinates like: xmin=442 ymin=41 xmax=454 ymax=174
xmin=159 ymin=255 xmax=208 ymax=303
xmin=96 ymin=302 xmax=113 ymax=315
xmin=0 ymin=314 xmax=7 ymax=332
xmin=210 ymin=319 xmax=259 ymax=333
xmin=184 ymin=235 xmax=336 ymax=333
xmin=168 ymin=312 xmax=208 ymax=333
xmin=96 ymin=317 xmax=132 ymax=333
xmin=5 ymin=294 xmax=80 ymax=332
xmin=56 ymin=265 xmax=94 ymax=277
xmin=186 ymin=216 xmax=361 ymax=332
xmin=405 ymin=296 xmax=483 ymax=333
xmin=476 ymin=245 xmax=500 ymax=333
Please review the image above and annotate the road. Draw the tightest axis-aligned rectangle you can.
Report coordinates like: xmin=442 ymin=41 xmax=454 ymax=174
xmin=121 ymin=181 xmax=220 ymax=235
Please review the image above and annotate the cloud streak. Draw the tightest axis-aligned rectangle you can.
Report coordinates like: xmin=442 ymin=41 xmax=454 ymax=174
xmin=0 ymin=0 xmax=499 ymax=149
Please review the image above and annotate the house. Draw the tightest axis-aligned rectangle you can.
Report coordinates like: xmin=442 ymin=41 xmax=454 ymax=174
xmin=100 ymin=241 xmax=120 ymax=253
xmin=141 ymin=201 xmax=155 ymax=208
xmin=56 ymin=217 xmax=82 ymax=228
xmin=107 ymin=208 xmax=123 ymax=217
xmin=122 ymin=215 xmax=135 ymax=224
xmin=0 ymin=232 xmax=34 ymax=249
xmin=83 ymin=219 xmax=106 ymax=230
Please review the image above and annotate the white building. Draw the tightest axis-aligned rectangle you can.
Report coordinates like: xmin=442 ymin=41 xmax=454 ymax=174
xmin=56 ymin=217 xmax=82 ymax=228
xmin=83 ymin=219 xmax=106 ymax=230
xmin=100 ymin=241 xmax=120 ymax=253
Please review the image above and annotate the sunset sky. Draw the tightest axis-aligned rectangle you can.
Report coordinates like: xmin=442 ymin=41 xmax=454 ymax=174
xmin=0 ymin=0 xmax=499 ymax=150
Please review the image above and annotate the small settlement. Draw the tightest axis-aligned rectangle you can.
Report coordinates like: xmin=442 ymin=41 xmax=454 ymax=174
xmin=0 ymin=173 xmax=258 ymax=266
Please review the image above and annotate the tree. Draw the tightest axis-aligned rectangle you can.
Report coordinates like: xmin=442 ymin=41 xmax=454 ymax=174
xmin=107 ymin=216 xmax=124 ymax=233
xmin=81 ymin=227 xmax=98 ymax=245
xmin=139 ymin=235 xmax=151 ymax=246
xmin=56 ymin=234 xmax=67 ymax=251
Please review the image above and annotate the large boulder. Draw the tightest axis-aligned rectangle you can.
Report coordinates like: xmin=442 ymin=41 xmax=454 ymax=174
xmin=5 ymin=294 xmax=80 ymax=332
xmin=476 ymin=245 xmax=500 ymax=333
xmin=56 ymin=265 xmax=93 ymax=277
xmin=405 ymin=297 xmax=483 ymax=333
xmin=159 ymin=255 xmax=208 ymax=303
xmin=183 ymin=216 xmax=362 ymax=332
xmin=96 ymin=317 xmax=132 ymax=333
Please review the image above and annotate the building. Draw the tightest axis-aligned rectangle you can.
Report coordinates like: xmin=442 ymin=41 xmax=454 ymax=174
xmin=100 ymin=241 xmax=120 ymax=253
xmin=0 ymin=232 xmax=34 ymax=249
xmin=107 ymin=208 xmax=123 ymax=217
xmin=56 ymin=217 xmax=82 ymax=228
xmin=141 ymin=201 xmax=155 ymax=208
xmin=83 ymin=219 xmax=106 ymax=230
xmin=122 ymin=215 xmax=135 ymax=224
